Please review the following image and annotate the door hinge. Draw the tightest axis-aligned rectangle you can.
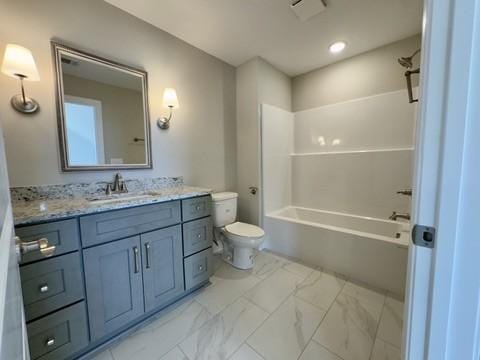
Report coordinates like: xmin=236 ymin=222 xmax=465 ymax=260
xmin=412 ymin=224 xmax=436 ymax=249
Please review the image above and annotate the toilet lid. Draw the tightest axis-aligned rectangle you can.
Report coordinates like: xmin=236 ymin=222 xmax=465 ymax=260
xmin=225 ymin=222 xmax=265 ymax=238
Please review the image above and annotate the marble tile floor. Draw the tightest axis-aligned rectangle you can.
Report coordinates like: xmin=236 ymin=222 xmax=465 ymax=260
xmin=89 ymin=251 xmax=404 ymax=360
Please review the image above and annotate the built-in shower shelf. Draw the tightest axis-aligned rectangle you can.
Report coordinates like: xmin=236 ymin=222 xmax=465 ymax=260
xmin=290 ymin=147 xmax=414 ymax=156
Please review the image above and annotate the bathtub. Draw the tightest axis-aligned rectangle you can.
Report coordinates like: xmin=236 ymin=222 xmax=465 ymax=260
xmin=264 ymin=206 xmax=410 ymax=295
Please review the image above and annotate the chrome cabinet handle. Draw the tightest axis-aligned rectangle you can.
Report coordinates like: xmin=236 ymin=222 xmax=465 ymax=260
xmin=195 ymin=205 xmax=201 ymax=211
xmin=46 ymin=338 xmax=55 ymax=347
xmin=145 ymin=243 xmax=151 ymax=269
xmin=39 ymin=284 xmax=49 ymax=293
xmin=15 ymin=236 xmax=56 ymax=263
xmin=133 ymin=247 xmax=139 ymax=273
xmin=198 ymin=265 xmax=204 ymax=271
xmin=197 ymin=234 xmax=202 ymax=239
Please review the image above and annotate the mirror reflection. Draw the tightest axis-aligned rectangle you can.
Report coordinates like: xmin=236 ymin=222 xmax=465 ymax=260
xmin=53 ymin=43 xmax=151 ymax=170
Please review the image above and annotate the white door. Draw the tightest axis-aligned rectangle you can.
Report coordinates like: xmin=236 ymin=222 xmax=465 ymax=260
xmin=404 ymin=0 xmax=480 ymax=358
xmin=0 ymin=125 xmax=29 ymax=359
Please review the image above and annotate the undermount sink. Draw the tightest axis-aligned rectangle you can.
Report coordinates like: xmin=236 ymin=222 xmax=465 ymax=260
xmin=87 ymin=194 xmax=153 ymax=205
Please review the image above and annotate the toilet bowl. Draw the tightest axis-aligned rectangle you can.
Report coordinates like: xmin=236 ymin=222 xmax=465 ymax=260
xmin=211 ymin=192 xmax=265 ymax=270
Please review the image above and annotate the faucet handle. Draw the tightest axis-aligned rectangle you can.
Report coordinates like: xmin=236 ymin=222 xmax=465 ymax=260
xmin=105 ymin=184 xmax=112 ymax=195
xmin=397 ymin=189 xmax=412 ymax=196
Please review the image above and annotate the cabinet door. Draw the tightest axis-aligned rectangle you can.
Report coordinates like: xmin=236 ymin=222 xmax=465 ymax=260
xmin=141 ymin=226 xmax=184 ymax=312
xmin=83 ymin=236 xmax=144 ymax=341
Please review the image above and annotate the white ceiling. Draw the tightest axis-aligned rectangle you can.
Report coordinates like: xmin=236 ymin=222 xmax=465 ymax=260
xmin=104 ymin=0 xmax=423 ymax=76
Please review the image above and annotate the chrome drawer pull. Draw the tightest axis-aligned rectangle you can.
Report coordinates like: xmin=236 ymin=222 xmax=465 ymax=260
xmin=39 ymin=284 xmax=49 ymax=293
xmin=198 ymin=265 xmax=204 ymax=271
xmin=197 ymin=234 xmax=202 ymax=239
xmin=145 ymin=243 xmax=151 ymax=269
xmin=195 ymin=205 xmax=201 ymax=211
xmin=46 ymin=338 xmax=55 ymax=347
xmin=133 ymin=247 xmax=140 ymax=274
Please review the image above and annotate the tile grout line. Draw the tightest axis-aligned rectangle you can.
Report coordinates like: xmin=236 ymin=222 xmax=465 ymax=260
xmin=295 ymin=276 xmax=349 ymax=360
xmin=367 ymin=292 xmax=388 ymax=360
xmin=242 ymin=270 xmax=309 ymax=357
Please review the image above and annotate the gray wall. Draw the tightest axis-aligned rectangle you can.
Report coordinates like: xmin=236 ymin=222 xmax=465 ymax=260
xmin=236 ymin=57 xmax=291 ymax=225
xmin=0 ymin=0 xmax=236 ymax=191
xmin=292 ymin=34 xmax=422 ymax=111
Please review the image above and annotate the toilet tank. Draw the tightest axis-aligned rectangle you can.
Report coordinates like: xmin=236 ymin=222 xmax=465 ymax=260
xmin=211 ymin=192 xmax=238 ymax=227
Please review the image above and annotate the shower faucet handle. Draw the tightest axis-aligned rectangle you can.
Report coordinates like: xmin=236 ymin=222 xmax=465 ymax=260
xmin=249 ymin=186 xmax=258 ymax=195
xmin=397 ymin=189 xmax=413 ymax=196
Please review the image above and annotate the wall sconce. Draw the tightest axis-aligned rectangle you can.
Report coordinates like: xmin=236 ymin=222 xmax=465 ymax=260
xmin=157 ymin=88 xmax=179 ymax=130
xmin=1 ymin=44 xmax=40 ymax=114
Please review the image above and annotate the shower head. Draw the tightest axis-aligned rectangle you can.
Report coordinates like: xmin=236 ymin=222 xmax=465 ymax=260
xmin=398 ymin=49 xmax=421 ymax=69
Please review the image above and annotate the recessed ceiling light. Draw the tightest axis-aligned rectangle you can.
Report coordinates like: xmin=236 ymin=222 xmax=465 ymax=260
xmin=329 ymin=41 xmax=346 ymax=54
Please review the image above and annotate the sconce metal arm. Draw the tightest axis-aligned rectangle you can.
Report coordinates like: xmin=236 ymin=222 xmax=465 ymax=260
xmin=157 ymin=106 xmax=173 ymax=130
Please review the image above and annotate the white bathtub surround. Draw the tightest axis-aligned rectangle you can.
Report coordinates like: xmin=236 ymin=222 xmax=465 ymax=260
xmin=291 ymin=149 xmax=413 ymax=219
xmin=90 ymin=251 xmax=403 ymax=360
xmin=261 ymin=104 xmax=294 ymax=214
xmin=261 ymin=90 xmax=415 ymax=299
xmin=265 ymin=206 xmax=409 ymax=295
xmin=293 ymin=89 xmax=416 ymax=154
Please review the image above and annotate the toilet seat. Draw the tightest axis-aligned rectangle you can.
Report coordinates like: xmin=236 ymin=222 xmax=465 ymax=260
xmin=225 ymin=222 xmax=265 ymax=238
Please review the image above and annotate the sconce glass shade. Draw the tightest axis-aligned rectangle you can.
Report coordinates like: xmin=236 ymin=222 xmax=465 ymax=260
xmin=1 ymin=44 xmax=40 ymax=81
xmin=162 ymin=88 xmax=179 ymax=109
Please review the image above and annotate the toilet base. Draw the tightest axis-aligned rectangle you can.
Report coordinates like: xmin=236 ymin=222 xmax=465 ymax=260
xmin=222 ymin=245 xmax=255 ymax=270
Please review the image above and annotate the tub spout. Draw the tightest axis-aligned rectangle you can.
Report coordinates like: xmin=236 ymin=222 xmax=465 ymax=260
xmin=389 ymin=211 xmax=411 ymax=221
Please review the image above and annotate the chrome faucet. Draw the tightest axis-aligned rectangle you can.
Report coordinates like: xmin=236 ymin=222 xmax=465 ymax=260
xmin=389 ymin=211 xmax=411 ymax=221
xmin=105 ymin=173 xmax=128 ymax=195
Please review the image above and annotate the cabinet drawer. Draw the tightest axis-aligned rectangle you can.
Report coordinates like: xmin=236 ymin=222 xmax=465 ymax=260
xmin=27 ymin=301 xmax=88 ymax=360
xmin=16 ymin=219 xmax=79 ymax=264
xmin=182 ymin=196 xmax=211 ymax=222
xmin=184 ymin=248 xmax=213 ymax=290
xmin=21 ymin=252 xmax=84 ymax=322
xmin=183 ymin=217 xmax=213 ymax=256
xmin=80 ymin=201 xmax=181 ymax=247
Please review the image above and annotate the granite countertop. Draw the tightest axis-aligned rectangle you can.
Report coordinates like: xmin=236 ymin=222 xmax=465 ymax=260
xmin=12 ymin=186 xmax=211 ymax=226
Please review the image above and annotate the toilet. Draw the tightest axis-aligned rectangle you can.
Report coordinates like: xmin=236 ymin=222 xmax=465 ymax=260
xmin=211 ymin=192 xmax=265 ymax=270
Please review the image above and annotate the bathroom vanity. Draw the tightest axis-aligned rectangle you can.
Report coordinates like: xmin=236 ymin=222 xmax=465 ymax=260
xmin=13 ymin=185 xmax=213 ymax=360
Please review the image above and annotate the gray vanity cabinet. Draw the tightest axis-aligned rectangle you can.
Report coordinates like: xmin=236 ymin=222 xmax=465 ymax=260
xmin=17 ymin=195 xmax=213 ymax=359
xmin=141 ymin=226 xmax=184 ymax=312
xmin=83 ymin=236 xmax=145 ymax=341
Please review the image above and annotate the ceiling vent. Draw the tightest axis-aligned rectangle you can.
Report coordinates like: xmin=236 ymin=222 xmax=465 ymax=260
xmin=290 ymin=0 xmax=327 ymax=22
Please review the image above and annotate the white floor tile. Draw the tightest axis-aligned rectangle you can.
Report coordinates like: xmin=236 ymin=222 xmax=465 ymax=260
xmin=110 ymin=300 xmax=211 ymax=360
xmin=195 ymin=273 xmax=261 ymax=315
xmin=252 ymin=251 xmax=289 ymax=279
xmin=244 ymin=268 xmax=304 ymax=313
xmin=342 ymin=281 xmax=386 ymax=310
xmin=160 ymin=347 xmax=189 ymax=360
xmin=299 ymin=341 xmax=342 ymax=360
xmin=282 ymin=261 xmax=314 ymax=280
xmin=376 ymin=296 xmax=404 ymax=348
xmin=89 ymin=349 xmax=114 ymax=360
xmin=229 ymin=344 xmax=264 ymax=360
xmin=370 ymin=339 xmax=401 ymax=360
xmin=294 ymin=270 xmax=346 ymax=311
xmin=179 ymin=297 xmax=269 ymax=360
xmin=313 ymin=294 xmax=381 ymax=360
xmin=248 ymin=296 xmax=325 ymax=360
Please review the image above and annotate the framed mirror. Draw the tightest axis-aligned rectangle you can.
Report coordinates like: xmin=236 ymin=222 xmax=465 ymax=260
xmin=52 ymin=42 xmax=152 ymax=171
